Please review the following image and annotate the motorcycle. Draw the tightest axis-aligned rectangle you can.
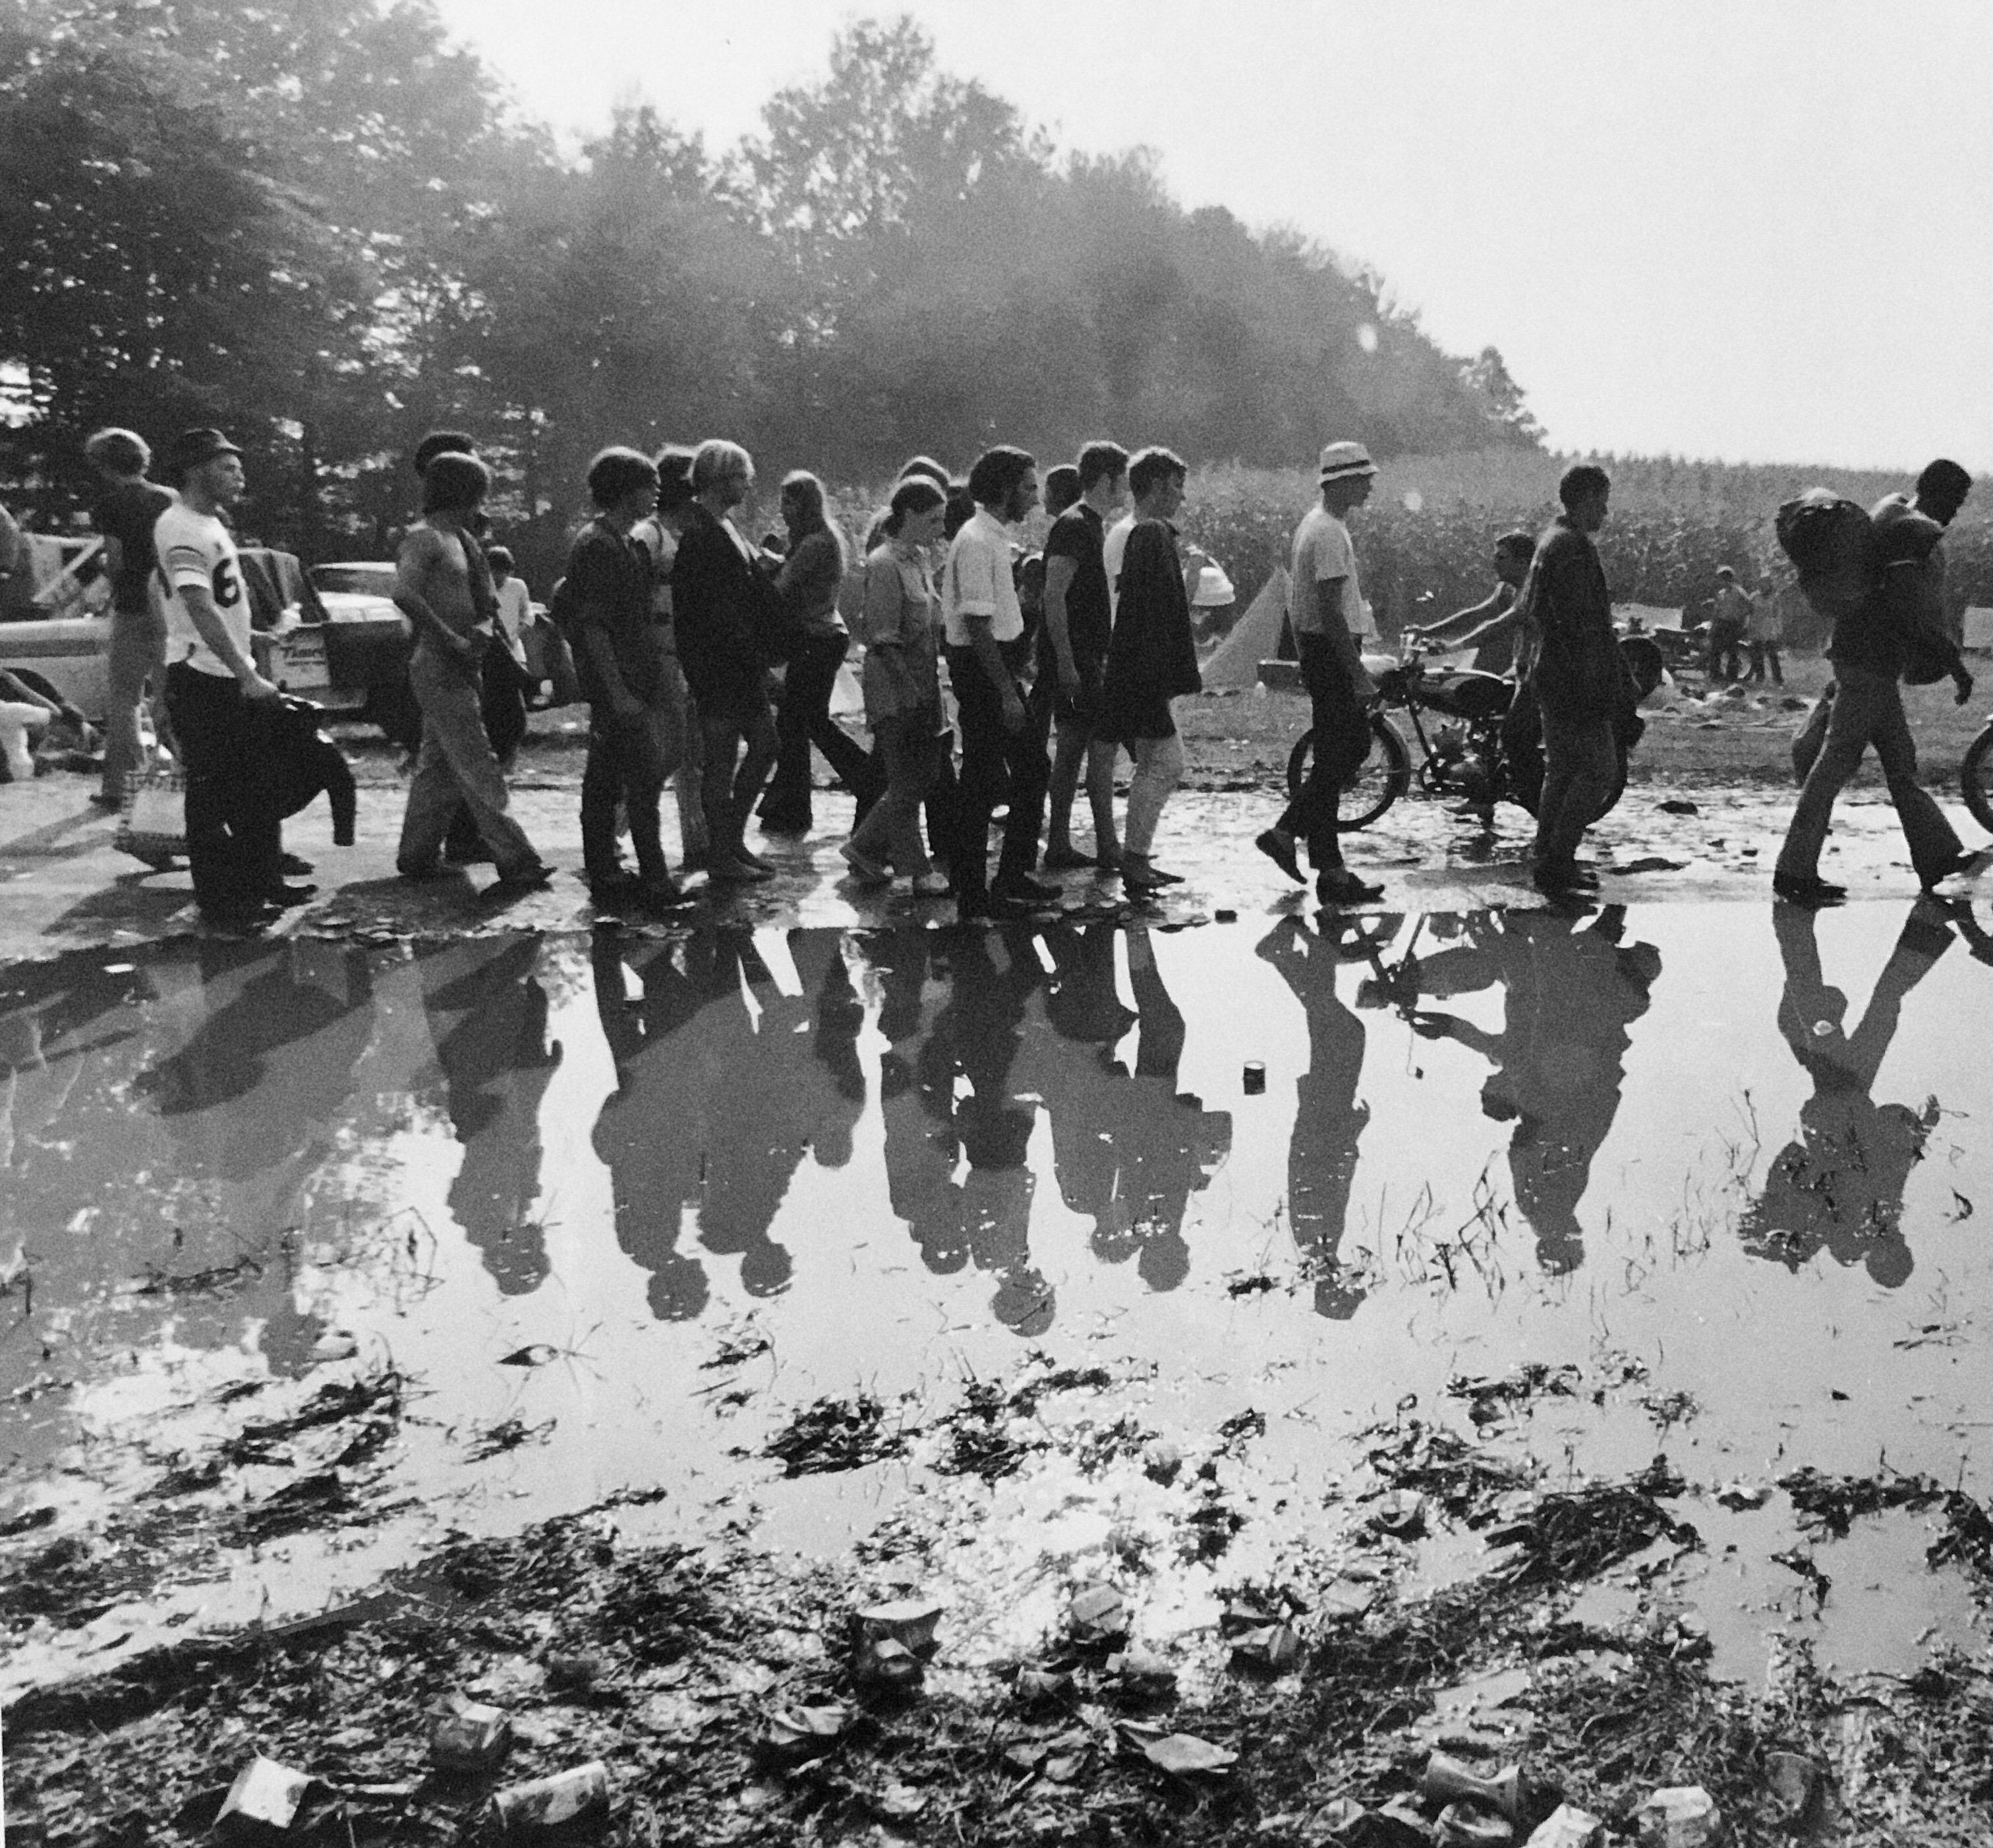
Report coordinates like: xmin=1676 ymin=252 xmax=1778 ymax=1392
xmin=1285 ymin=635 xmax=1665 ymax=829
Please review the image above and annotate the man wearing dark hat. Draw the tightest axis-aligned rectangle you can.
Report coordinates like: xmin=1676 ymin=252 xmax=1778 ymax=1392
xmin=155 ymin=428 xmax=300 ymax=932
xmin=1256 ymin=441 xmax=1385 ymax=904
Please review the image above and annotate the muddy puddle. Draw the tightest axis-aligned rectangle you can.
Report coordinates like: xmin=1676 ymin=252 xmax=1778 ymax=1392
xmin=4 ymin=898 xmax=1990 ymax=1702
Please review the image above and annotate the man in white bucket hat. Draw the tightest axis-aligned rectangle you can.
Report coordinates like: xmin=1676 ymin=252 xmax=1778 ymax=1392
xmin=1256 ymin=441 xmax=1385 ymax=904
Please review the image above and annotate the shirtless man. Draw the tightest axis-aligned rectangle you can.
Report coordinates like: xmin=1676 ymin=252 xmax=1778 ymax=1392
xmin=393 ymin=448 xmax=550 ymax=889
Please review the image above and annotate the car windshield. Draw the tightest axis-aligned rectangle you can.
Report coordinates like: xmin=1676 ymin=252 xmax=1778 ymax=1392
xmin=310 ymin=565 xmax=395 ymax=596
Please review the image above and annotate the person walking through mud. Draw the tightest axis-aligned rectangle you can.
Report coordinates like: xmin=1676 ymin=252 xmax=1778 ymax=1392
xmin=1100 ymin=447 xmax=1203 ymax=894
xmin=85 ymin=427 xmax=176 ymax=810
xmin=1405 ymin=529 xmax=1536 ymax=674
xmin=1256 ymin=442 xmax=1385 ymax=905
xmin=1524 ymin=463 xmax=1623 ymax=898
xmin=565 ymin=446 xmax=695 ymax=916
xmin=629 ymin=447 xmax=710 ymax=872
xmin=758 ymin=471 xmax=879 ymax=836
xmin=942 ymin=445 xmax=1054 ymax=921
xmin=393 ymin=450 xmax=552 ymax=894
xmin=672 ymin=440 xmax=782 ymax=883
xmin=1773 ymin=459 xmax=1978 ymax=906
xmin=1041 ymin=442 xmax=1129 ymax=873
xmin=154 ymin=428 xmax=295 ymax=933
xmin=841 ymin=476 xmax=952 ymax=897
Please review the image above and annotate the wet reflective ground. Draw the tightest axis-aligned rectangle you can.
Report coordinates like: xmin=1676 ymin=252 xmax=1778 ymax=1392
xmin=4 ymin=899 xmax=1991 ymax=1694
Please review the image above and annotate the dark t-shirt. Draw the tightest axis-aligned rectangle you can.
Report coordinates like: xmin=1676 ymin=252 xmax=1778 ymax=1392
xmin=1044 ymin=503 xmax=1111 ymax=664
xmin=92 ymin=479 xmax=175 ymax=611
xmin=563 ymin=519 xmax=662 ymax=707
xmin=1826 ymin=492 xmax=1944 ymax=680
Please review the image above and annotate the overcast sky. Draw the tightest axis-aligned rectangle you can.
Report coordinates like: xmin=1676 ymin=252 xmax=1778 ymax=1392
xmin=430 ymin=0 xmax=1993 ymax=473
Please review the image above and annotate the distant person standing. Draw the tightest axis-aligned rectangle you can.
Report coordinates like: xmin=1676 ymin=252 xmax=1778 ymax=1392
xmin=1406 ymin=530 xmax=1536 ymax=673
xmin=85 ymin=427 xmax=176 ymax=809
xmin=759 ymin=471 xmax=876 ymax=834
xmin=393 ymin=450 xmax=551 ymax=892
xmin=154 ymin=428 xmax=294 ymax=932
xmin=1705 ymin=566 xmax=1750 ymax=681
xmin=1774 ymin=460 xmax=1977 ymax=906
xmin=1099 ymin=447 xmax=1202 ymax=892
xmin=565 ymin=446 xmax=694 ymax=915
xmin=942 ymin=444 xmax=1054 ymax=920
xmin=1526 ymin=463 xmax=1623 ymax=897
xmin=485 ymin=544 xmax=533 ymax=672
xmin=1744 ymin=570 xmax=1785 ymax=684
xmin=1041 ymin=440 xmax=1128 ymax=871
xmin=1256 ymin=442 xmax=1385 ymax=905
xmin=672 ymin=440 xmax=780 ymax=882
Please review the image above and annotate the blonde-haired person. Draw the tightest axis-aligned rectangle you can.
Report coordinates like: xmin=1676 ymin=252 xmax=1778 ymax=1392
xmin=84 ymin=426 xmax=176 ymax=807
xmin=840 ymin=476 xmax=952 ymax=896
xmin=759 ymin=470 xmax=880 ymax=834
xmin=672 ymin=440 xmax=780 ymax=880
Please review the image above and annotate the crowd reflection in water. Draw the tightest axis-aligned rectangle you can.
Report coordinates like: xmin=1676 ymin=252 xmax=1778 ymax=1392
xmin=1740 ymin=899 xmax=1955 ymax=1286
xmin=1357 ymin=906 xmax=1660 ymax=1275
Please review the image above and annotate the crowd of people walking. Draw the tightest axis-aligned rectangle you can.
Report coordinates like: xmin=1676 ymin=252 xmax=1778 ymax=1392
xmin=22 ymin=422 xmax=1985 ymax=933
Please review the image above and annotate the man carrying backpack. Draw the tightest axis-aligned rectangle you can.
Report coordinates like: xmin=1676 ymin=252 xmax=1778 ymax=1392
xmin=1774 ymin=459 xmax=1977 ymax=906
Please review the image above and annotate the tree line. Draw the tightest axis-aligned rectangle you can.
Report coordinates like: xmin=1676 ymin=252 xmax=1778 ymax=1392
xmin=0 ymin=2 xmax=1538 ymax=585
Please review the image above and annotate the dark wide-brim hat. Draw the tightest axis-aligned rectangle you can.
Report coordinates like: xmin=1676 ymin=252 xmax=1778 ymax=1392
xmin=165 ymin=427 xmax=243 ymax=480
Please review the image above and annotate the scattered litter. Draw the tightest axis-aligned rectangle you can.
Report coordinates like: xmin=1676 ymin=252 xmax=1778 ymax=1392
xmin=432 ymin=1695 xmax=511 ymax=1774
xmin=1526 ymin=1805 xmax=1604 ymax=1847
xmin=1228 ymin=1622 xmax=1303 ymax=1673
xmin=1068 ymin=1581 xmax=1130 ymax=1646
xmin=1763 ymin=1750 xmax=1826 ymax=1826
xmin=1658 ymin=799 xmax=1699 ymax=814
xmin=216 ymin=1756 xmax=311 ymax=1834
xmin=1632 ymin=1784 xmax=1720 ymax=1847
xmin=764 ymin=1393 xmax=911 ymax=1476
xmin=1140 ymin=1731 xmax=1235 ymax=1777
xmin=761 ymin=1704 xmax=850 ymax=1762
xmin=1614 ymin=856 xmax=1689 ymax=874
xmin=490 ymin=1761 xmax=610 ymax=1833
xmin=1243 ymin=1059 xmax=1266 ymax=1094
xmin=497 ymin=1344 xmax=560 ymax=1368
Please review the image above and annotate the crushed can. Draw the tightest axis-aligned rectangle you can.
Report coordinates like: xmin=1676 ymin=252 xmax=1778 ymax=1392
xmin=432 ymin=1696 xmax=512 ymax=1774
xmin=490 ymin=1762 xmax=610 ymax=1834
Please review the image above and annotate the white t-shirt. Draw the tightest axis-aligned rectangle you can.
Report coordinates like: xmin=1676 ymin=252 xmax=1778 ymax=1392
xmin=494 ymin=576 xmax=532 ymax=664
xmin=1288 ymin=505 xmax=1372 ymax=640
xmin=941 ymin=507 xmax=1024 ymax=647
xmin=1103 ymin=513 xmax=1135 ymax=619
xmin=156 ymin=502 xmax=248 ymax=678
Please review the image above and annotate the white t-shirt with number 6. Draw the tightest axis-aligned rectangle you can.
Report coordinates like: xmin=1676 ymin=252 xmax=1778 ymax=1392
xmin=155 ymin=502 xmax=248 ymax=678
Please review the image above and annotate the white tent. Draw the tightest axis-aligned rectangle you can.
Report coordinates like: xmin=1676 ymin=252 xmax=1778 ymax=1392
xmin=1200 ymin=567 xmax=1291 ymax=688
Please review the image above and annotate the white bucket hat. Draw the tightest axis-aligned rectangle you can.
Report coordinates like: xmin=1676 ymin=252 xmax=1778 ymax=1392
xmin=1317 ymin=441 xmax=1377 ymax=483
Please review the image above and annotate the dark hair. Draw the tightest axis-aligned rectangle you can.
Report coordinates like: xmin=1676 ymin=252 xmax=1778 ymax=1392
xmin=1077 ymin=441 xmax=1130 ymax=493
xmin=485 ymin=544 xmax=515 ymax=573
xmin=780 ymin=470 xmax=848 ymax=569
xmin=880 ymin=476 xmax=946 ymax=538
xmin=413 ymin=430 xmax=476 ymax=475
xmin=422 ymin=450 xmax=490 ymax=515
xmin=1558 ymin=463 xmax=1610 ymax=509
xmin=966 ymin=445 xmax=1035 ymax=507
xmin=654 ymin=445 xmax=696 ymax=513
xmin=1495 ymin=529 xmax=1535 ymax=559
xmin=587 ymin=446 xmax=658 ymax=509
xmin=944 ymin=482 xmax=975 ymax=540
xmin=85 ymin=428 xmax=150 ymax=476
xmin=1043 ymin=465 xmax=1082 ymax=518
xmin=896 ymin=455 xmax=950 ymax=490
xmin=1917 ymin=457 xmax=1971 ymax=502
xmin=1128 ymin=446 xmax=1188 ymax=500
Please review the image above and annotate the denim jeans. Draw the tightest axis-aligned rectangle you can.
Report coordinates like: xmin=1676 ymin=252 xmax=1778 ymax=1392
xmin=397 ymin=643 xmax=540 ymax=877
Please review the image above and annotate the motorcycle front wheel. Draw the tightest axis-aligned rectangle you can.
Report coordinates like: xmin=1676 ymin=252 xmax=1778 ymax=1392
xmin=1962 ymin=719 xmax=1993 ymax=833
xmin=1283 ymin=712 xmax=1414 ymax=829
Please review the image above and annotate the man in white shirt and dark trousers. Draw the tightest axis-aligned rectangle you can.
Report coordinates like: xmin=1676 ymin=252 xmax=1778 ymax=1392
xmin=1257 ymin=442 xmax=1385 ymax=904
xmin=942 ymin=446 xmax=1055 ymax=921
xmin=155 ymin=428 xmax=301 ymax=934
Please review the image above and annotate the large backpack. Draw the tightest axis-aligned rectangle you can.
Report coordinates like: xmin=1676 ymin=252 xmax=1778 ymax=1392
xmin=1774 ymin=489 xmax=1874 ymax=623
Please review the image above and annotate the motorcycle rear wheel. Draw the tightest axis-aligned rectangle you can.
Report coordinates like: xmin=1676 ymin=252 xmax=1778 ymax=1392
xmin=1283 ymin=712 xmax=1414 ymax=829
xmin=1962 ymin=720 xmax=1993 ymax=833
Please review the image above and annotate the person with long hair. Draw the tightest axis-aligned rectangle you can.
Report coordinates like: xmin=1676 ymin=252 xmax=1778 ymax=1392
xmin=759 ymin=471 xmax=878 ymax=833
xmin=672 ymin=440 xmax=780 ymax=881
xmin=630 ymin=446 xmax=710 ymax=868
xmin=840 ymin=477 xmax=953 ymax=896
xmin=84 ymin=427 xmax=175 ymax=809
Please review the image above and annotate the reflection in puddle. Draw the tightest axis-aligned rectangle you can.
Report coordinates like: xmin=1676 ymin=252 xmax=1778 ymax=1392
xmin=3 ymin=899 xmax=1990 ymax=1692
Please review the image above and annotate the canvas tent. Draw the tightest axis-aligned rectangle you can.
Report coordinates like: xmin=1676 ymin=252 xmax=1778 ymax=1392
xmin=1200 ymin=567 xmax=1290 ymax=687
